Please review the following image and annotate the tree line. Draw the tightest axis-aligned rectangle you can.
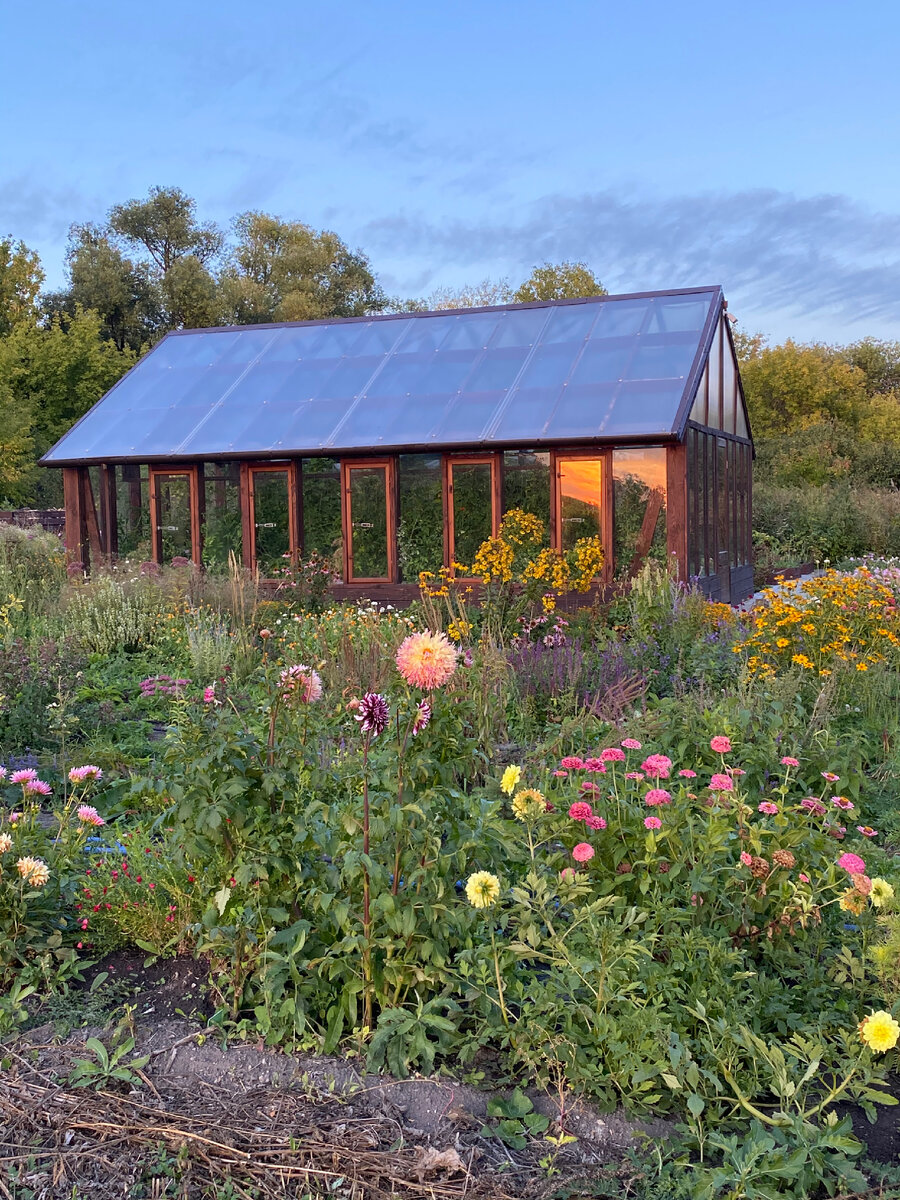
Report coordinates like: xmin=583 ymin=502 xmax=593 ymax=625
xmin=1 ymin=184 xmax=899 ymax=520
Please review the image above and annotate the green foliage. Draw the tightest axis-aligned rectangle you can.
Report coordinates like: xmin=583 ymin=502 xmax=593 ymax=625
xmin=68 ymin=1023 xmax=150 ymax=1090
xmin=481 ymin=1088 xmax=550 ymax=1149
xmin=64 ymin=575 xmax=169 ymax=654
xmin=0 ymin=236 xmax=43 ymax=335
xmin=513 ymin=260 xmax=606 ymax=303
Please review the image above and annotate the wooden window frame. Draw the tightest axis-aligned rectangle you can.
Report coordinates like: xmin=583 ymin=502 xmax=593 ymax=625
xmin=442 ymin=452 xmax=502 ymax=575
xmin=340 ymin=458 xmax=398 ymax=584
xmin=550 ymin=449 xmax=612 ymax=584
xmin=148 ymin=464 xmax=204 ymax=566
xmin=240 ymin=460 xmax=301 ymax=575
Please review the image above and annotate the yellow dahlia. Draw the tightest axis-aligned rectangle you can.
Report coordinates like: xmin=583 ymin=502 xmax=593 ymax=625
xmin=500 ymin=765 xmax=522 ymax=796
xmin=511 ymin=788 xmax=545 ymax=822
xmin=16 ymin=857 xmax=50 ymax=888
xmin=395 ymin=631 xmax=457 ymax=689
xmin=465 ymin=871 xmax=501 ymax=909
xmin=860 ymin=1010 xmax=900 ymax=1053
xmin=871 ymin=878 xmax=895 ymax=908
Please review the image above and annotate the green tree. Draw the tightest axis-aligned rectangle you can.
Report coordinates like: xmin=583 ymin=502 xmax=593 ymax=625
xmin=0 ymin=237 xmax=43 ymax=336
xmin=108 ymin=186 xmax=222 ymax=273
xmin=43 ymin=223 xmax=161 ymax=351
xmin=0 ymin=378 xmax=34 ymax=502
xmin=220 ymin=211 xmax=385 ymax=323
xmin=739 ymin=340 xmax=868 ymax=438
xmin=843 ymin=338 xmax=900 ymax=396
xmin=425 ymin=278 xmax=513 ymax=310
xmin=513 ymin=261 xmax=606 ymax=303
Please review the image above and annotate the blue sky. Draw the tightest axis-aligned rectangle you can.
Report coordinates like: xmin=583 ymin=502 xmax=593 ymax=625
xmin=2 ymin=0 xmax=899 ymax=343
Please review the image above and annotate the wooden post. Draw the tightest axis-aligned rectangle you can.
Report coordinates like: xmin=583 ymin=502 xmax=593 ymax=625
xmin=63 ymin=467 xmax=87 ymax=569
xmin=82 ymin=472 xmax=103 ymax=566
xmin=666 ymin=443 xmax=688 ymax=582
xmin=239 ymin=463 xmax=253 ymax=571
xmin=190 ymin=464 xmax=204 ymax=566
xmin=97 ymin=464 xmax=118 ymax=560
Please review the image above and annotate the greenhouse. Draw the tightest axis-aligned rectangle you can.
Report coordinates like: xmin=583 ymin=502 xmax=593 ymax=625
xmin=41 ymin=285 xmax=753 ymax=602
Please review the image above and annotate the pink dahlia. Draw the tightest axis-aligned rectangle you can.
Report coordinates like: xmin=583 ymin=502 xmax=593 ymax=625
xmin=600 ymin=747 xmax=625 ymax=763
xmin=710 ymin=736 xmax=732 ymax=754
xmin=412 ymin=700 xmax=432 ymax=735
xmin=621 ymin=738 xmax=642 ymax=750
xmin=644 ymin=816 xmax=662 ymax=830
xmin=641 ymin=754 xmax=672 ymax=779
xmin=645 ymin=788 xmax=672 ymax=807
xmin=561 ymin=756 xmax=585 ymax=770
xmin=709 ymin=774 xmax=734 ymax=792
xmin=77 ymin=805 xmax=105 ymax=827
xmin=68 ymin=765 xmax=103 ymax=783
xmin=780 ymin=756 xmax=799 ymax=768
xmin=24 ymin=780 xmax=51 ymax=796
xmin=395 ymin=631 xmax=457 ymax=689
xmin=10 ymin=769 xmax=38 ymax=784
xmin=279 ymin=664 xmax=323 ymax=704
xmin=572 ymin=842 xmax=595 ymax=863
xmin=568 ymin=801 xmax=593 ymax=821
xmin=356 ymin=692 xmax=390 ymax=737
xmin=585 ymin=814 xmax=607 ymax=830
xmin=758 ymin=801 xmax=778 ymax=815
xmin=838 ymin=852 xmax=867 ymax=875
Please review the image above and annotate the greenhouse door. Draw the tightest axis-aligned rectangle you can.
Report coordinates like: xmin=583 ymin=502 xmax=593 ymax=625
xmin=149 ymin=465 xmax=203 ymax=565
xmin=341 ymin=459 xmax=397 ymax=583
xmin=444 ymin=454 xmax=500 ymax=572
xmin=552 ymin=452 xmax=611 ymax=581
xmin=245 ymin=462 xmax=299 ymax=575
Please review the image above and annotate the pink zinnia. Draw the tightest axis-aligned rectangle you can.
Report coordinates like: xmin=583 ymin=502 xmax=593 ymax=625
xmin=641 ymin=754 xmax=672 ymax=779
xmin=395 ymin=631 xmax=457 ymax=689
xmin=710 ymin=736 xmax=732 ymax=754
xmin=77 ymin=805 xmax=105 ymax=827
xmin=24 ymin=780 xmax=51 ymax=796
xmin=822 ymin=772 xmax=840 ymax=783
xmin=583 ymin=758 xmax=607 ymax=773
xmin=552 ymin=769 xmax=569 ymax=777
xmin=644 ymin=816 xmax=662 ymax=830
xmin=781 ymin=756 xmax=799 ymax=768
xmin=600 ymin=747 xmax=625 ymax=763
xmin=645 ymin=788 xmax=672 ymax=807
xmin=560 ymin=756 xmax=584 ymax=770
xmin=801 ymin=797 xmax=826 ymax=816
xmin=727 ymin=768 xmax=746 ymax=777
xmin=625 ymin=771 xmax=645 ymax=781
xmin=739 ymin=851 xmax=752 ymax=866
xmin=203 ymin=686 xmax=216 ymax=703
xmin=678 ymin=769 xmax=697 ymax=778
xmin=838 ymin=852 xmax=867 ymax=875
xmin=857 ymin=826 xmax=878 ymax=838
xmin=832 ymin=796 xmax=854 ymax=811
xmin=572 ymin=842 xmax=595 ymax=863
xmin=569 ymin=801 xmax=593 ymax=821
xmin=585 ymin=814 xmax=607 ymax=830
xmin=621 ymin=739 xmax=642 ymax=750
xmin=10 ymin=769 xmax=37 ymax=784
xmin=559 ymin=867 xmax=576 ymax=882
xmin=828 ymin=825 xmax=847 ymax=840
xmin=799 ymin=873 xmax=810 ymax=883
xmin=709 ymin=774 xmax=733 ymax=792
xmin=579 ymin=782 xmax=600 ymax=796
xmin=758 ymin=801 xmax=778 ymax=815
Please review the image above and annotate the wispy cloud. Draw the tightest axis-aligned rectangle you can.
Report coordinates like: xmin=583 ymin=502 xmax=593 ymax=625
xmin=0 ymin=175 xmax=92 ymax=242
xmin=362 ymin=188 xmax=900 ymax=330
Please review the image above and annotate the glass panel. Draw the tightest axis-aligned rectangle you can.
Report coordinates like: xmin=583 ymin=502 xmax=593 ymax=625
xmin=571 ymin=341 xmax=633 ymax=385
xmin=503 ymin=450 xmax=551 ymax=539
xmin=203 ymin=462 xmax=242 ymax=568
xmin=558 ymin=458 xmax=602 ymax=551
xmin=542 ymin=305 xmax=599 ymax=343
xmin=252 ymin=470 xmax=292 ymax=573
xmin=116 ymin=464 xmax=149 ymax=558
xmin=490 ymin=307 xmax=550 ymax=348
xmin=625 ymin=338 xmax=696 ymax=381
xmin=349 ymin=319 xmax=412 ymax=356
xmin=687 ymin=431 xmax=700 ymax=577
xmin=612 ymin=448 xmax=667 ymax=577
xmin=591 ymin=300 xmax=648 ymax=337
xmin=702 ymin=434 xmax=713 ymax=577
xmin=450 ymin=461 xmax=494 ymax=567
xmin=398 ymin=455 xmax=443 ymax=581
xmin=722 ymin=346 xmax=737 ymax=435
xmin=437 ymin=313 xmax=501 ymax=351
xmin=436 ymin=394 xmax=502 ymax=443
xmin=492 ymin=388 xmax=560 ymax=440
xmin=647 ymin=296 xmax=712 ymax=333
xmin=462 ymin=347 xmax=529 ymax=392
xmin=689 ymin=363 xmax=709 ymax=425
xmin=717 ymin=438 xmax=729 ymax=571
xmin=348 ymin=466 xmax=389 ymax=579
xmin=708 ymin=320 xmax=722 ymax=429
xmin=154 ymin=473 xmax=192 ymax=563
xmin=735 ymin=396 xmax=750 ymax=439
xmin=516 ymin=343 xmax=581 ymax=390
xmin=302 ymin=458 xmax=342 ymax=573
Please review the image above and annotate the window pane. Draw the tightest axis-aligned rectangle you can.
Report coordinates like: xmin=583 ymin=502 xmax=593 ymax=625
xmin=302 ymin=458 xmax=342 ymax=572
xmin=398 ymin=454 xmax=443 ymax=581
xmin=689 ymin=362 xmax=709 ymax=425
xmin=558 ymin=458 xmax=602 ymax=551
xmin=451 ymin=462 xmax=493 ymax=567
xmin=687 ymin=431 xmax=700 ymax=577
xmin=717 ymin=438 xmax=729 ymax=571
xmin=154 ymin=473 xmax=192 ymax=563
xmin=503 ymin=450 xmax=551 ymax=539
xmin=116 ymin=464 xmax=149 ymax=558
xmin=252 ymin=470 xmax=291 ymax=573
xmin=349 ymin=466 xmax=389 ymax=579
xmin=203 ymin=462 xmax=242 ymax=568
xmin=708 ymin=321 xmax=722 ymax=428
xmin=612 ymin=447 xmax=667 ymax=578
xmin=722 ymin=350 xmax=737 ymax=435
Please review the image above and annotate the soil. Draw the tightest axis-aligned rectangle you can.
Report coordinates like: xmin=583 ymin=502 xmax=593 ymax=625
xmin=77 ymin=952 xmax=215 ymax=1022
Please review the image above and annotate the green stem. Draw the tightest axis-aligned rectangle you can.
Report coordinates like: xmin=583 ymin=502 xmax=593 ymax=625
xmin=489 ymin=923 xmax=509 ymax=1027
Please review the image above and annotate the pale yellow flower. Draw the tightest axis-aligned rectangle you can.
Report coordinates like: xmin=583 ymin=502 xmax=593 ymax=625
xmin=871 ymin=878 xmax=895 ymax=908
xmin=465 ymin=871 xmax=501 ymax=909
xmin=511 ymin=788 xmax=545 ymax=822
xmin=0 ymin=833 xmax=12 ymax=853
xmin=500 ymin=765 xmax=522 ymax=796
xmin=16 ymin=857 xmax=50 ymax=888
xmin=860 ymin=1010 xmax=900 ymax=1053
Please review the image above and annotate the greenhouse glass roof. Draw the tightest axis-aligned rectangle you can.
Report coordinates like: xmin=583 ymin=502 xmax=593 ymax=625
xmin=42 ymin=287 xmax=723 ymax=464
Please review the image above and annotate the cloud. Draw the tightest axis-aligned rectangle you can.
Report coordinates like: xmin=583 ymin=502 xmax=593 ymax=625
xmin=0 ymin=175 xmax=93 ymax=242
xmin=361 ymin=188 xmax=900 ymax=331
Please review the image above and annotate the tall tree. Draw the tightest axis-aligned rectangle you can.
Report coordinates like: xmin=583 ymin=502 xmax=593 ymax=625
xmin=108 ymin=186 xmax=222 ymax=274
xmin=425 ymin=278 xmax=513 ymax=310
xmin=0 ymin=237 xmax=43 ymax=336
xmin=513 ymin=261 xmax=606 ymax=303
xmin=740 ymin=340 xmax=868 ymax=438
xmin=220 ymin=212 xmax=386 ymax=323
